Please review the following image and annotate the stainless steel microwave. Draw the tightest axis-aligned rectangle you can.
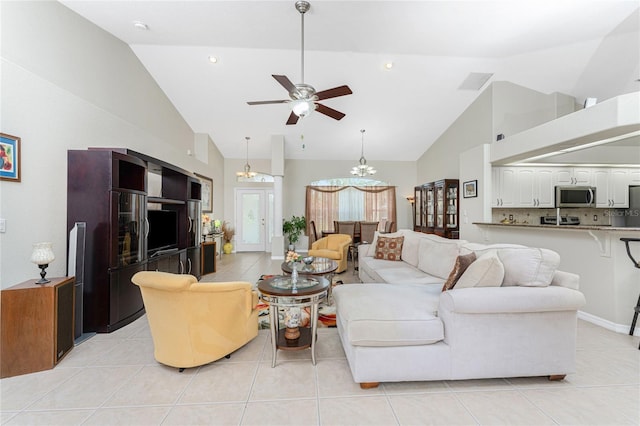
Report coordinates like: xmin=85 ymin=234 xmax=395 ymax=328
xmin=555 ymin=186 xmax=596 ymax=208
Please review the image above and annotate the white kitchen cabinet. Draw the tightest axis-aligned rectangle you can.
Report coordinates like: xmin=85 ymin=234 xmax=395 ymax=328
xmin=593 ymin=168 xmax=629 ymax=208
xmin=492 ymin=167 xmax=517 ymax=207
xmin=515 ymin=168 xmax=554 ymax=207
xmin=629 ymin=169 xmax=640 ymax=184
xmin=554 ymin=168 xmax=592 ymax=186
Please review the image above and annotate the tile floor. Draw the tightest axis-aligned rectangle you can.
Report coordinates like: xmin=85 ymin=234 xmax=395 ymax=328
xmin=1 ymin=252 xmax=639 ymax=425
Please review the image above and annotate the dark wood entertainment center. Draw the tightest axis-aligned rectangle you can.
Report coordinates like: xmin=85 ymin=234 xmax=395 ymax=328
xmin=67 ymin=148 xmax=203 ymax=333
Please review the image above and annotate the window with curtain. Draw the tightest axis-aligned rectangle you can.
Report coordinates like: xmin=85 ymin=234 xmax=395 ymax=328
xmin=305 ymin=179 xmax=396 ymax=234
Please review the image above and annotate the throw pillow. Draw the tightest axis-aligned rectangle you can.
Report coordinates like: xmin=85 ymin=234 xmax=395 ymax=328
xmin=455 ymin=250 xmax=505 ymax=289
xmin=367 ymin=231 xmax=404 ymax=257
xmin=374 ymin=236 xmax=404 ymax=261
xmin=442 ymin=252 xmax=477 ymax=291
xmin=497 ymin=247 xmax=560 ymax=287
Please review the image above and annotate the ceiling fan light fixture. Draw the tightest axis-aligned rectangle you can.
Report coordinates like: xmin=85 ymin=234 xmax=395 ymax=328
xmin=291 ymin=98 xmax=315 ymax=118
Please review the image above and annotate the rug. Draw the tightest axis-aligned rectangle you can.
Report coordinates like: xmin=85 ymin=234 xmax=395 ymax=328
xmin=255 ymin=274 xmax=342 ymax=329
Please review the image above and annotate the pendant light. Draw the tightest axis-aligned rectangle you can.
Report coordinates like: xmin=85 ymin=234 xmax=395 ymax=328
xmin=236 ymin=137 xmax=257 ymax=178
xmin=351 ymin=129 xmax=376 ymax=177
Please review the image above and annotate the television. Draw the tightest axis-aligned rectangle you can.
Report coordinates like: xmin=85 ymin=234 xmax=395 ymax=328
xmin=147 ymin=209 xmax=178 ymax=255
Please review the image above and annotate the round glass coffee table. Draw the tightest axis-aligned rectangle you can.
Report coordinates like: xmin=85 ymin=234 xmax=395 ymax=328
xmin=281 ymin=257 xmax=338 ymax=303
xmin=258 ymin=275 xmax=329 ymax=367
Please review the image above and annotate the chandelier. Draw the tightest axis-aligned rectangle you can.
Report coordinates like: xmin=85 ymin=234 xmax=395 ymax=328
xmin=236 ymin=137 xmax=257 ymax=178
xmin=351 ymin=129 xmax=376 ymax=177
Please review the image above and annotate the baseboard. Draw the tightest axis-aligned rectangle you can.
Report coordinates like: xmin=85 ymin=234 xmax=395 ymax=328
xmin=578 ymin=310 xmax=639 ymax=336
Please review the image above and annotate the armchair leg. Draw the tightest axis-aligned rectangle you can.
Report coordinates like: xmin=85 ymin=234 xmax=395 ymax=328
xmin=179 ymin=368 xmax=185 ymax=373
xmin=225 ymin=354 xmax=231 ymax=359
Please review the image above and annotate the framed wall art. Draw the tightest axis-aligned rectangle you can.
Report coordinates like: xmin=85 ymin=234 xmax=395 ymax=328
xmin=463 ymin=180 xmax=477 ymax=198
xmin=0 ymin=133 xmax=21 ymax=182
xmin=196 ymin=173 xmax=213 ymax=212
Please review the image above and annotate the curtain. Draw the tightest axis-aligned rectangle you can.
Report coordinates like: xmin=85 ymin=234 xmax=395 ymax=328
xmin=305 ymin=186 xmax=397 ymax=234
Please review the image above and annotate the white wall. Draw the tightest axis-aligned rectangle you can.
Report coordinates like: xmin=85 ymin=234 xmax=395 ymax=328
xmin=0 ymin=2 xmax=222 ymax=288
xmin=459 ymin=144 xmax=492 ymax=242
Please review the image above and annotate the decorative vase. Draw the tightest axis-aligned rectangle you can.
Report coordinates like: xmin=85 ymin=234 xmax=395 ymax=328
xmin=291 ymin=262 xmax=299 ymax=285
xmin=223 ymin=242 xmax=233 ymax=254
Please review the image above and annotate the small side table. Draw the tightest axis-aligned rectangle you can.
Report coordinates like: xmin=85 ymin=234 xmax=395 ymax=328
xmin=258 ymin=275 xmax=329 ymax=367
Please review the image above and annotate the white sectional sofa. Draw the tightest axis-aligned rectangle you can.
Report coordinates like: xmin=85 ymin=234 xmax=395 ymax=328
xmin=333 ymin=229 xmax=586 ymax=388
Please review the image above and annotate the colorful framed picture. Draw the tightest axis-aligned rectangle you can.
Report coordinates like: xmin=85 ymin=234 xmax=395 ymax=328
xmin=0 ymin=133 xmax=21 ymax=182
xmin=196 ymin=174 xmax=213 ymax=212
xmin=463 ymin=180 xmax=477 ymax=198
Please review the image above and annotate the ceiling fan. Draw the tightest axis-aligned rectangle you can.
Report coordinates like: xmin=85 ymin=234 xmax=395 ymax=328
xmin=247 ymin=1 xmax=352 ymax=125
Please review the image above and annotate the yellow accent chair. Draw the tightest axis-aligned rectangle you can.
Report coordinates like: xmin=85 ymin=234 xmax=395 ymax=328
xmin=131 ymin=271 xmax=259 ymax=370
xmin=308 ymin=234 xmax=352 ymax=273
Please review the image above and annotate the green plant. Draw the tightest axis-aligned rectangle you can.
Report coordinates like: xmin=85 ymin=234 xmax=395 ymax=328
xmin=283 ymin=215 xmax=306 ymax=245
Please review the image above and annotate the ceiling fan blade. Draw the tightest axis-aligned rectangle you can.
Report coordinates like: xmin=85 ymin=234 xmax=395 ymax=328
xmin=286 ymin=111 xmax=300 ymax=125
xmin=272 ymin=75 xmax=299 ymax=96
xmin=315 ymin=85 xmax=353 ymax=101
xmin=315 ymin=103 xmax=346 ymax=121
xmin=247 ymin=100 xmax=288 ymax=105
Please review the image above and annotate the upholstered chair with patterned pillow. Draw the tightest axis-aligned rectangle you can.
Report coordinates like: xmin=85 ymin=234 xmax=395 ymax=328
xmin=132 ymin=271 xmax=259 ymax=371
xmin=308 ymin=234 xmax=352 ymax=273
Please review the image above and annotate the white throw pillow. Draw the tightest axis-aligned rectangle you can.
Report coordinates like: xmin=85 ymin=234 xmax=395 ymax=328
xmin=455 ymin=250 xmax=505 ymax=289
xmin=400 ymin=232 xmax=422 ymax=267
xmin=417 ymin=237 xmax=460 ymax=280
xmin=497 ymin=247 xmax=560 ymax=287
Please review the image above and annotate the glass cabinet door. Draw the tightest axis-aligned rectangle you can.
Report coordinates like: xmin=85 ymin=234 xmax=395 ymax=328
xmin=446 ymin=184 xmax=458 ymax=228
xmin=187 ymin=200 xmax=201 ymax=247
xmin=414 ymin=187 xmax=421 ymax=229
xmin=115 ymin=191 xmax=146 ymax=266
xmin=435 ymin=185 xmax=444 ymax=228
xmin=426 ymin=186 xmax=435 ymax=228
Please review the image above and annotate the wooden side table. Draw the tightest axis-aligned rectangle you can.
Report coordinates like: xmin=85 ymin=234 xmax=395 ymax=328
xmin=1 ymin=277 xmax=75 ymax=378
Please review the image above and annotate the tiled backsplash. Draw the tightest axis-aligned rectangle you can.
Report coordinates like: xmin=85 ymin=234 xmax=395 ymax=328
xmin=492 ymin=208 xmax=624 ymax=226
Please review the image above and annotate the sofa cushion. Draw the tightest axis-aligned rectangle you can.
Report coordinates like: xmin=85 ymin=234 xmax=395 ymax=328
xmin=400 ymin=231 xmax=422 ymax=267
xmin=375 ymin=236 xmax=404 ymax=261
xmin=497 ymin=247 xmax=560 ymax=287
xmin=333 ymin=283 xmax=443 ymax=347
xmin=442 ymin=252 xmax=477 ymax=291
xmin=377 ymin=267 xmax=445 ymax=285
xmin=455 ymin=250 xmax=504 ymax=288
xmin=417 ymin=236 xmax=461 ymax=279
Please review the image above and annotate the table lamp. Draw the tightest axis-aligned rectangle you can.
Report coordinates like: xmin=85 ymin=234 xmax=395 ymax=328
xmin=30 ymin=242 xmax=55 ymax=284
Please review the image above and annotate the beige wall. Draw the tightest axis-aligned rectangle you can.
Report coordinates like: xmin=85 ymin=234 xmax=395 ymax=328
xmin=0 ymin=2 xmax=222 ymax=287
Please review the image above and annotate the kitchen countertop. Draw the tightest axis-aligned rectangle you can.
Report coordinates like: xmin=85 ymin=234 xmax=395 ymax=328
xmin=473 ymin=222 xmax=640 ymax=232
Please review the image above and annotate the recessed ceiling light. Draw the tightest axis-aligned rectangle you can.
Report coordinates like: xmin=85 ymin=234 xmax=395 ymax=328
xmin=132 ymin=21 xmax=148 ymax=31
xmin=384 ymin=62 xmax=393 ymax=70
xmin=208 ymin=56 xmax=218 ymax=64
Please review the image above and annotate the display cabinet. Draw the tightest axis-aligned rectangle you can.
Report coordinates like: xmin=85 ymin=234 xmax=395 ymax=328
xmin=413 ymin=179 xmax=459 ymax=239
xmin=68 ymin=150 xmax=147 ymax=333
xmin=434 ymin=179 xmax=459 ymax=239
xmin=68 ymin=148 xmax=205 ymax=333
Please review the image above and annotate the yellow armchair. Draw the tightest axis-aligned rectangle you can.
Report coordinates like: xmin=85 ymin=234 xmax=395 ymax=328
xmin=308 ymin=234 xmax=352 ymax=273
xmin=131 ymin=271 xmax=259 ymax=370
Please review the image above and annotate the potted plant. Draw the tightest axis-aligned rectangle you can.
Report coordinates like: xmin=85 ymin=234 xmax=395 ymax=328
xmin=283 ymin=215 xmax=306 ymax=250
xmin=221 ymin=221 xmax=235 ymax=254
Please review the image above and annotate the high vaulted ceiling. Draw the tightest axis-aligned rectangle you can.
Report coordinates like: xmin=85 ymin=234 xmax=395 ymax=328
xmin=59 ymin=1 xmax=640 ymax=162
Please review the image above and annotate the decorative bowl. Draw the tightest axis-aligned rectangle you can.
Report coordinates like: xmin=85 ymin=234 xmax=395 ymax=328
xmin=302 ymin=256 xmax=314 ymax=265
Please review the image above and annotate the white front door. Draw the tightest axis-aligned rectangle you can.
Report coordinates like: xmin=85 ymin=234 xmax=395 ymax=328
xmin=235 ymin=189 xmax=274 ymax=252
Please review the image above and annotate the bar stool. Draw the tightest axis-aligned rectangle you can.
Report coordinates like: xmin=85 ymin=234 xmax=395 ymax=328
xmin=620 ymin=237 xmax=640 ymax=349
